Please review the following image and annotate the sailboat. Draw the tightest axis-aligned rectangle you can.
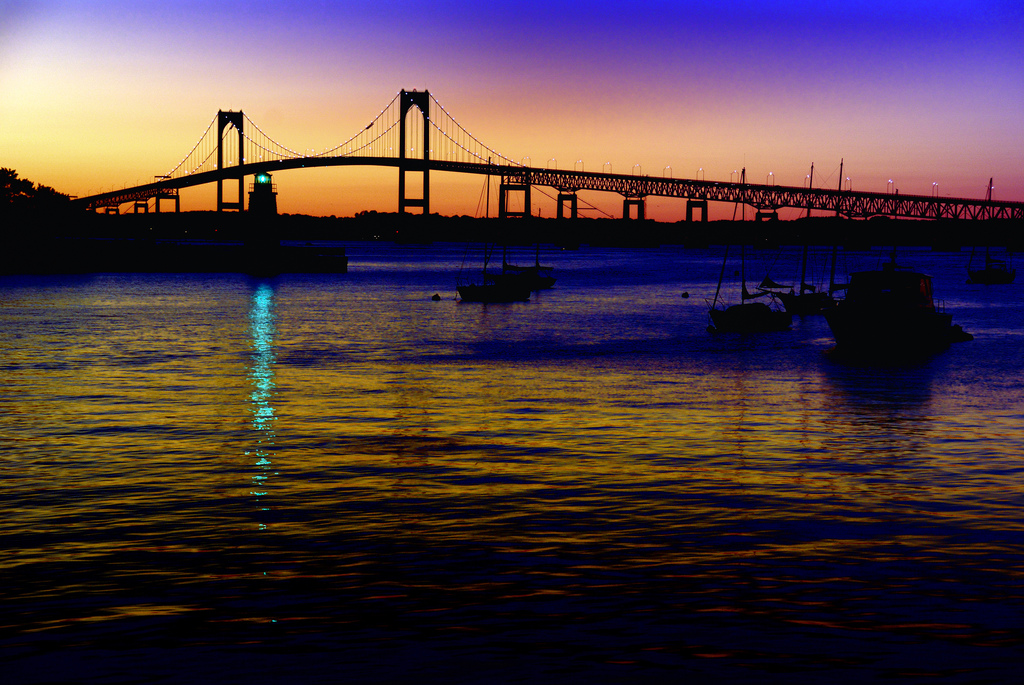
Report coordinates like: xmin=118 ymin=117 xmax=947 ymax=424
xmin=457 ymin=243 xmax=531 ymax=303
xmin=967 ymin=246 xmax=1015 ymax=284
xmin=708 ymin=244 xmax=792 ymax=333
xmin=966 ymin=179 xmax=1015 ymax=284
xmin=456 ymin=163 xmax=532 ymax=302
xmin=500 ymin=244 xmax=556 ymax=290
xmin=777 ymin=244 xmax=839 ymax=314
xmin=777 ymin=162 xmax=842 ymax=314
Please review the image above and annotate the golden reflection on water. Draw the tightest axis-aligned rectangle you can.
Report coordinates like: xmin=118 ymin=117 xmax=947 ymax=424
xmin=3 ymin=256 xmax=1024 ymax=683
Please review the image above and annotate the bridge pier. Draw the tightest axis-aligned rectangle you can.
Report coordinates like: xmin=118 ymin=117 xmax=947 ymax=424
xmin=217 ymin=110 xmax=245 ymax=212
xmin=398 ymin=90 xmax=431 ymax=215
xmin=153 ymin=176 xmax=179 ymax=213
xmin=499 ymin=179 xmax=532 ymax=218
xmin=556 ymin=192 xmax=578 ymax=219
xmin=623 ymin=197 xmax=645 ymax=220
xmin=133 ymin=201 xmax=149 ymax=214
xmin=155 ymin=190 xmax=179 ymax=213
xmin=686 ymin=199 xmax=708 ymax=222
xmin=755 ymin=210 xmax=779 ymax=221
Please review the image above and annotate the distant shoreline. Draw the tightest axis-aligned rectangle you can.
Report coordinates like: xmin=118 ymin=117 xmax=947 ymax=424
xmin=3 ymin=211 xmax=1020 ymax=275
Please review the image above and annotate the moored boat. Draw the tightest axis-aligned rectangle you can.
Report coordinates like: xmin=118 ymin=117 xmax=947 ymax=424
xmin=825 ymin=255 xmax=971 ymax=355
xmin=778 ymin=288 xmax=834 ymax=315
xmin=499 ymin=263 xmax=556 ymax=290
xmin=709 ymin=300 xmax=792 ymax=333
xmin=456 ymin=279 xmax=531 ymax=303
xmin=776 ymin=244 xmax=839 ymax=315
xmin=967 ymin=246 xmax=1015 ymax=285
xmin=708 ymin=244 xmax=792 ymax=333
xmin=500 ymin=244 xmax=556 ymax=290
xmin=457 ymin=243 xmax=531 ymax=303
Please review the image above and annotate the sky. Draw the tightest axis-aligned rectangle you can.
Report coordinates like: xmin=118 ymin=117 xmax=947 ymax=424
xmin=2 ymin=0 xmax=1022 ymax=220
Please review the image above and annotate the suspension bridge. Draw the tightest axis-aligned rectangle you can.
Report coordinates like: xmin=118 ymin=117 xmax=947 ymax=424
xmin=72 ymin=90 xmax=1024 ymax=222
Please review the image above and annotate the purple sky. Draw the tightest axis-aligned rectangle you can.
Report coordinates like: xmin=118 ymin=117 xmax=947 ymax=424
xmin=3 ymin=1 xmax=1022 ymax=219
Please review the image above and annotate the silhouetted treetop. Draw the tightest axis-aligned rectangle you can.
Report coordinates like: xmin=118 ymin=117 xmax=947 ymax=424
xmin=1 ymin=168 xmax=70 ymax=213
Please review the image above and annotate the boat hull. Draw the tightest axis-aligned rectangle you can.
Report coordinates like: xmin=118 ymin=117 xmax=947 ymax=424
xmin=709 ymin=302 xmax=792 ymax=333
xmin=777 ymin=291 xmax=834 ymax=315
xmin=457 ymin=283 xmax=531 ymax=303
xmin=967 ymin=267 xmax=1016 ymax=285
xmin=824 ymin=306 xmax=968 ymax=354
xmin=498 ymin=267 xmax=556 ymax=291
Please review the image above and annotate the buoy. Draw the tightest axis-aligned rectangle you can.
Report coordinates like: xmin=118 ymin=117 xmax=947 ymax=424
xmin=681 ymin=292 xmax=689 ymax=298
xmin=431 ymin=293 xmax=441 ymax=301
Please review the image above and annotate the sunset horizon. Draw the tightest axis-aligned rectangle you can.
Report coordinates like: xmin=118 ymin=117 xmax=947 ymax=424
xmin=3 ymin=1 xmax=1022 ymax=221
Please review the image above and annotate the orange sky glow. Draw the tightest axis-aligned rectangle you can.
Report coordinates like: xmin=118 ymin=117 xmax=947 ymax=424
xmin=2 ymin=1 xmax=1022 ymax=221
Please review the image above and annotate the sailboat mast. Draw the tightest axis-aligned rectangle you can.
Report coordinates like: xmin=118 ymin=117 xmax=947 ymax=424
xmin=741 ymin=167 xmax=746 ymax=221
xmin=712 ymin=245 xmax=729 ymax=309
xmin=741 ymin=243 xmax=747 ymax=301
xmin=800 ymin=244 xmax=809 ymax=294
xmin=836 ymin=158 xmax=843 ymax=218
xmin=986 ymin=177 xmax=993 ymax=227
xmin=827 ymin=160 xmax=843 ymax=294
xmin=829 ymin=244 xmax=838 ymax=295
xmin=486 ymin=157 xmax=491 ymax=219
xmin=805 ymin=162 xmax=814 ymax=219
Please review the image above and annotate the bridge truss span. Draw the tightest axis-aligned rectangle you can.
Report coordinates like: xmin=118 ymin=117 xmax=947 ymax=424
xmin=498 ymin=167 xmax=1024 ymax=221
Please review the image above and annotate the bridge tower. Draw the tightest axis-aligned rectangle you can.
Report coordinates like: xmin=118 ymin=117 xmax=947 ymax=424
xmin=399 ymin=90 xmax=430 ymax=215
xmin=217 ymin=110 xmax=245 ymax=212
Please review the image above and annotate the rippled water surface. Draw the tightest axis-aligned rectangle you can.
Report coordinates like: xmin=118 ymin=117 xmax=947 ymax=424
xmin=2 ymin=244 xmax=1023 ymax=683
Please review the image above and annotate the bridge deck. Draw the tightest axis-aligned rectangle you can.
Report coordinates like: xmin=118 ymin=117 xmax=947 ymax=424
xmin=74 ymin=158 xmax=1024 ymax=221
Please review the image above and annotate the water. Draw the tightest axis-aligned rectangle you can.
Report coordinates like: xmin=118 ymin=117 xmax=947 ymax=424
xmin=2 ymin=244 xmax=1023 ymax=684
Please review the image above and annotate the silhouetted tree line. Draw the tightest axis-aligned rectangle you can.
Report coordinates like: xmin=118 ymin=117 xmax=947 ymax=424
xmin=1 ymin=168 xmax=71 ymax=221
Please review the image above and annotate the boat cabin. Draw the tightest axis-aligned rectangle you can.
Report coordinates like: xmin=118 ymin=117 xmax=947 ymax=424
xmin=845 ymin=262 xmax=935 ymax=312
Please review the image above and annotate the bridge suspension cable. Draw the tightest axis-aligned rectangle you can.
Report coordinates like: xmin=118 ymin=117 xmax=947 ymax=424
xmin=158 ymin=90 xmax=526 ymax=182
xmin=427 ymin=92 xmax=520 ymax=167
xmin=242 ymin=113 xmax=303 ymax=162
xmin=164 ymin=114 xmax=218 ymax=178
xmin=316 ymin=91 xmax=402 ymax=158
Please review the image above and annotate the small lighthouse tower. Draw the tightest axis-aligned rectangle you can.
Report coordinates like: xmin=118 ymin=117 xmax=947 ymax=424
xmin=248 ymin=173 xmax=278 ymax=216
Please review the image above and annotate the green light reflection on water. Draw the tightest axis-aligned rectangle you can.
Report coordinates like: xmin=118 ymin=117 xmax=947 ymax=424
xmin=248 ymin=282 xmax=277 ymax=529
